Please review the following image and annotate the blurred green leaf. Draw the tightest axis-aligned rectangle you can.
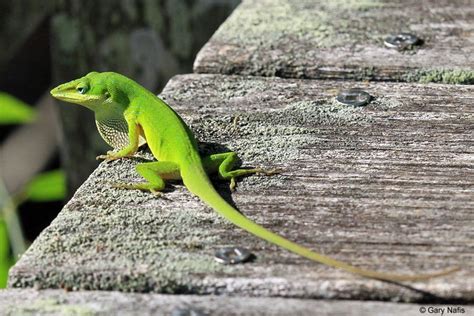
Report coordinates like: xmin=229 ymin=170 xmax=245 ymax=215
xmin=24 ymin=170 xmax=66 ymax=202
xmin=0 ymin=92 xmax=36 ymax=124
xmin=0 ymin=219 xmax=10 ymax=288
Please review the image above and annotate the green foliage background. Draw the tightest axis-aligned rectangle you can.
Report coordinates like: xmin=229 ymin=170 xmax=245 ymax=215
xmin=0 ymin=93 xmax=66 ymax=287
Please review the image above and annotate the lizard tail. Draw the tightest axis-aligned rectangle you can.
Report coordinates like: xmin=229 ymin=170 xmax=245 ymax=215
xmin=181 ymin=166 xmax=460 ymax=282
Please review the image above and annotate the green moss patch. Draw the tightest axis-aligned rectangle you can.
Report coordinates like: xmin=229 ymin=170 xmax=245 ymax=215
xmin=405 ymin=69 xmax=474 ymax=85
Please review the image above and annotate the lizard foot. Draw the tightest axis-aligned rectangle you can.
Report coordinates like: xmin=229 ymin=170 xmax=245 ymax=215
xmin=111 ymin=182 xmax=167 ymax=198
xmin=97 ymin=151 xmax=134 ymax=162
xmin=96 ymin=151 xmax=121 ymax=162
xmin=111 ymin=182 xmax=139 ymax=190
xmin=255 ymin=168 xmax=282 ymax=176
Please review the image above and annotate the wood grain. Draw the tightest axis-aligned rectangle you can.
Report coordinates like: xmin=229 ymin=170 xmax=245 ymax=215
xmin=9 ymin=74 xmax=473 ymax=302
xmin=5 ymin=289 xmax=472 ymax=315
xmin=194 ymin=0 xmax=474 ymax=83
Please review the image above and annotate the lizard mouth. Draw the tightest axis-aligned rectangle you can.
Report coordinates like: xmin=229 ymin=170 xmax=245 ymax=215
xmin=50 ymin=86 xmax=76 ymax=101
xmin=51 ymin=93 xmax=86 ymax=102
xmin=50 ymin=86 xmax=103 ymax=104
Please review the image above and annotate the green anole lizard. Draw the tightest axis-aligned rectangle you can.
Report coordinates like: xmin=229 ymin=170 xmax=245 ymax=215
xmin=51 ymin=72 xmax=459 ymax=282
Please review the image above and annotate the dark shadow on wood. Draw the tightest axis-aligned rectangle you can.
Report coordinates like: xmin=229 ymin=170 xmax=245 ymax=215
xmin=380 ymin=279 xmax=470 ymax=304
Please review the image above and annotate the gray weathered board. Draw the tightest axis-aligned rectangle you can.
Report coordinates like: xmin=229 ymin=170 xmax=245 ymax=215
xmin=9 ymin=74 xmax=473 ymax=302
xmin=194 ymin=0 xmax=474 ymax=84
xmin=4 ymin=289 xmax=472 ymax=316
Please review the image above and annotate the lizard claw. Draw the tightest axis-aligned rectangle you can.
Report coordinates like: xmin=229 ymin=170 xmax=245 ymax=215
xmin=96 ymin=155 xmax=113 ymax=161
xmin=229 ymin=177 xmax=237 ymax=192
xmin=112 ymin=182 xmax=168 ymax=199
xmin=111 ymin=183 xmax=135 ymax=189
xmin=96 ymin=151 xmax=120 ymax=162
xmin=256 ymin=168 xmax=282 ymax=176
xmin=150 ymin=189 xmax=168 ymax=199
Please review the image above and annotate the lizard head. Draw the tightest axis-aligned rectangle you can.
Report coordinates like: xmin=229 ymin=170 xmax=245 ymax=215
xmin=50 ymin=72 xmax=113 ymax=111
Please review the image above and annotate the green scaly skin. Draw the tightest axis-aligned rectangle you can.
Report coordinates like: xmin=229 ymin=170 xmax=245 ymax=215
xmin=50 ymin=72 xmax=459 ymax=282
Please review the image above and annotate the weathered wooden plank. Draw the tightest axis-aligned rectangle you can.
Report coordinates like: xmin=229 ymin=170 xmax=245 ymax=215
xmin=9 ymin=74 xmax=473 ymax=302
xmin=194 ymin=0 xmax=474 ymax=83
xmin=4 ymin=289 xmax=471 ymax=316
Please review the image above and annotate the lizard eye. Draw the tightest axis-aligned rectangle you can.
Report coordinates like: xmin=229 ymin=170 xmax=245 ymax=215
xmin=77 ymin=86 xmax=88 ymax=94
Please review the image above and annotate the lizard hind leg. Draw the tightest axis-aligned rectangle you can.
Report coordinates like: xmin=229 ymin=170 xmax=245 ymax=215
xmin=112 ymin=161 xmax=181 ymax=195
xmin=203 ymin=152 xmax=278 ymax=191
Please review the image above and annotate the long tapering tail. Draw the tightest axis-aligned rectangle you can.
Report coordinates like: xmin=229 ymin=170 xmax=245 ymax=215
xmin=182 ymin=166 xmax=459 ymax=282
